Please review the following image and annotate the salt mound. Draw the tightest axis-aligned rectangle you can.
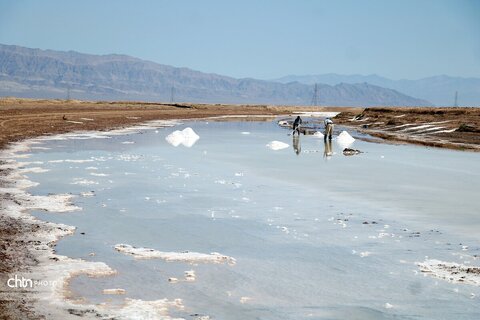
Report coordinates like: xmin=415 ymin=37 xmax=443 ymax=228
xmin=165 ymin=127 xmax=200 ymax=147
xmin=336 ymin=131 xmax=355 ymax=147
xmin=266 ymin=141 xmax=289 ymax=150
xmin=313 ymin=131 xmax=324 ymax=138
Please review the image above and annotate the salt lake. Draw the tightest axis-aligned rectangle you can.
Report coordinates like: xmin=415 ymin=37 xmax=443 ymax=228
xmin=21 ymin=119 xmax=480 ymax=319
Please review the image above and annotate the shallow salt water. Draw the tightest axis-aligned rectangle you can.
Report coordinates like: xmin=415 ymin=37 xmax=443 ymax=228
xmin=22 ymin=119 xmax=480 ymax=319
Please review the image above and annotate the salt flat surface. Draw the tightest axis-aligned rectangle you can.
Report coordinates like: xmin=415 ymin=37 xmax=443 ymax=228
xmin=22 ymin=120 xmax=480 ymax=320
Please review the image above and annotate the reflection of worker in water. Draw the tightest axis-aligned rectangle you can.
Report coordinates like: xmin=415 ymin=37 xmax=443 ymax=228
xmin=324 ymin=117 xmax=334 ymax=141
xmin=292 ymin=135 xmax=301 ymax=155
xmin=323 ymin=139 xmax=333 ymax=159
xmin=292 ymin=116 xmax=303 ymax=135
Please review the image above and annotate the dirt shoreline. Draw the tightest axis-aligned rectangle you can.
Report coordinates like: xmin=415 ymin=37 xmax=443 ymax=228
xmin=1 ymin=98 xmax=479 ymax=319
xmin=334 ymin=107 xmax=480 ymax=151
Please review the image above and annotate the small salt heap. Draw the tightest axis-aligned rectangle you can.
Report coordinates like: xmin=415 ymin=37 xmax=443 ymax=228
xmin=336 ymin=131 xmax=355 ymax=147
xmin=165 ymin=127 xmax=200 ymax=147
xmin=313 ymin=131 xmax=324 ymax=138
xmin=266 ymin=141 xmax=289 ymax=150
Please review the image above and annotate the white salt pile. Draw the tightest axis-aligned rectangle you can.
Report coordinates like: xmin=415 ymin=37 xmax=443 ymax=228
xmin=240 ymin=297 xmax=252 ymax=304
xmin=165 ymin=127 xmax=200 ymax=147
xmin=336 ymin=131 xmax=355 ymax=147
xmin=313 ymin=131 xmax=324 ymax=138
xmin=114 ymin=244 xmax=236 ymax=265
xmin=266 ymin=141 xmax=289 ymax=150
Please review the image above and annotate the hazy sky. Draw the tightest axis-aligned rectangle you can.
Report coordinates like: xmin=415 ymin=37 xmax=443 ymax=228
xmin=0 ymin=0 xmax=479 ymax=80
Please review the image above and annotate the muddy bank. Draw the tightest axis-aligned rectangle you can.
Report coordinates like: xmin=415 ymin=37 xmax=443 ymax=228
xmin=334 ymin=107 xmax=480 ymax=151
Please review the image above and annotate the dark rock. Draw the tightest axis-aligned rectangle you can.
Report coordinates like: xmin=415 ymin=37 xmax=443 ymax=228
xmin=343 ymin=148 xmax=363 ymax=156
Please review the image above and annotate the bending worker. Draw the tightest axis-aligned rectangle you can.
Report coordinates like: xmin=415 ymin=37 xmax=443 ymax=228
xmin=292 ymin=116 xmax=302 ymax=135
xmin=324 ymin=117 xmax=334 ymax=141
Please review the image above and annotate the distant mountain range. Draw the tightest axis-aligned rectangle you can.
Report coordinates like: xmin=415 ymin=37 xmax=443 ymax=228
xmin=273 ymin=74 xmax=480 ymax=107
xmin=0 ymin=44 xmax=430 ymax=106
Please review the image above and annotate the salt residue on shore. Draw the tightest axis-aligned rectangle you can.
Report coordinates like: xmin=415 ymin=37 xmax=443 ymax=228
xmin=115 ymin=244 xmax=236 ymax=265
xmin=0 ymin=141 xmax=119 ymax=317
xmin=18 ymin=167 xmax=50 ymax=174
xmin=102 ymin=298 xmax=184 ymax=319
xmin=266 ymin=141 xmax=289 ymax=150
xmin=103 ymin=288 xmax=126 ymax=295
xmin=0 ymin=162 xmax=81 ymax=215
xmin=34 ymin=119 xmax=180 ymax=142
xmin=165 ymin=127 xmax=200 ymax=147
xmin=0 ymin=133 xmax=187 ymax=319
xmin=417 ymin=259 xmax=480 ymax=286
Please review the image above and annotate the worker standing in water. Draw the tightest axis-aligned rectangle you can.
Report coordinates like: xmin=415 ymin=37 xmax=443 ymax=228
xmin=324 ymin=117 xmax=334 ymax=141
xmin=292 ymin=116 xmax=302 ymax=135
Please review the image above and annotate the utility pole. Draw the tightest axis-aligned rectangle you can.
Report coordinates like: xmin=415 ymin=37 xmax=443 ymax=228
xmin=66 ymin=86 xmax=71 ymax=101
xmin=311 ymin=83 xmax=319 ymax=106
xmin=454 ymin=91 xmax=458 ymax=107
xmin=170 ymin=84 xmax=175 ymax=103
